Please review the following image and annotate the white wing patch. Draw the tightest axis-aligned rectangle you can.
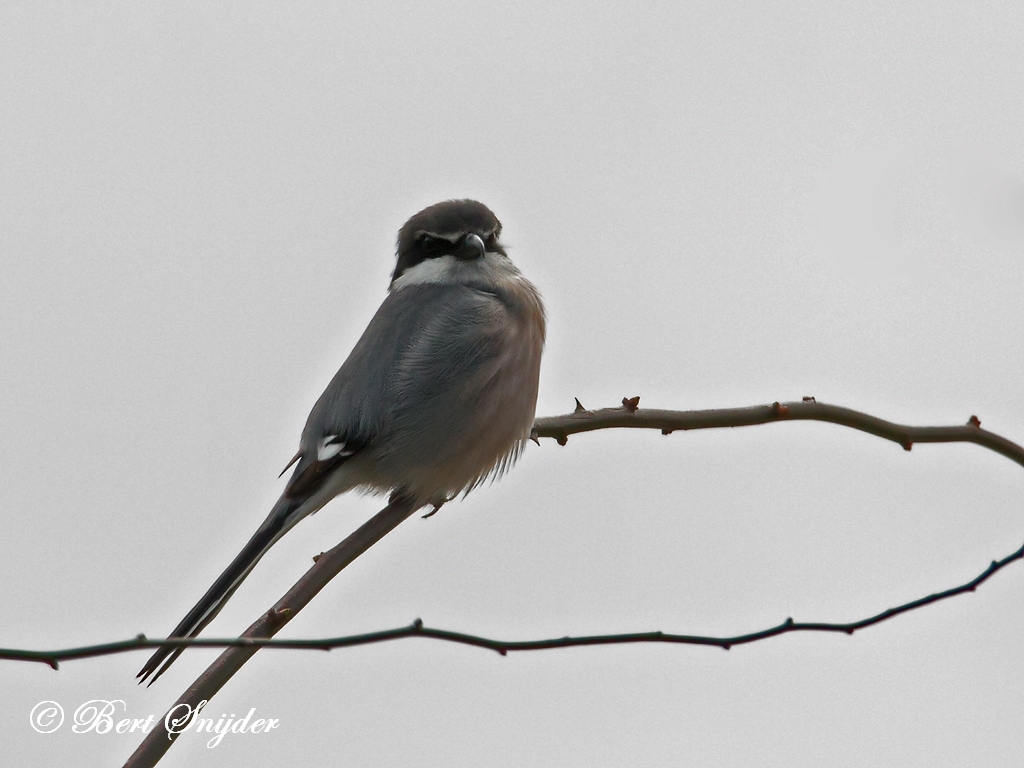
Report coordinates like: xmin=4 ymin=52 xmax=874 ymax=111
xmin=317 ymin=435 xmax=355 ymax=462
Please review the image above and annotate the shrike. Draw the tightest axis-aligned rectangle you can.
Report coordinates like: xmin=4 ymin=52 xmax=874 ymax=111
xmin=138 ymin=199 xmax=545 ymax=684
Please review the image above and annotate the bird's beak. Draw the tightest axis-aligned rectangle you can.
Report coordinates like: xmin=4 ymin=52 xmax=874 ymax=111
xmin=455 ymin=233 xmax=486 ymax=261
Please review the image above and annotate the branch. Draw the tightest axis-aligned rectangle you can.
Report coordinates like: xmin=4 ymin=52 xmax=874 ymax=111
xmin=532 ymin=398 xmax=1024 ymax=469
xmin=121 ymin=494 xmax=420 ymax=768
xmin=110 ymin=397 xmax=1023 ymax=766
xmin=3 ymin=539 xmax=1021 ymax=667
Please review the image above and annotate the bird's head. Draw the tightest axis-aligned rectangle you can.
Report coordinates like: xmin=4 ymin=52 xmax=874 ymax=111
xmin=391 ymin=199 xmax=507 ymax=287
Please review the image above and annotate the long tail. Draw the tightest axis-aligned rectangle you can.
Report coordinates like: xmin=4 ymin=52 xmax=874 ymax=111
xmin=136 ymin=497 xmax=304 ymax=686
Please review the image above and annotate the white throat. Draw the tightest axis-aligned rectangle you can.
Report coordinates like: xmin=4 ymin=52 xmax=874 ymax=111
xmin=390 ymin=252 xmax=520 ymax=292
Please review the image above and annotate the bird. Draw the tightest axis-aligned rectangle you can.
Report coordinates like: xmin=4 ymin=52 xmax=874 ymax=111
xmin=138 ymin=199 xmax=545 ymax=684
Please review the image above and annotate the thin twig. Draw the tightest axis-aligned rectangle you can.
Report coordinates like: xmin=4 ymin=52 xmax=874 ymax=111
xmin=3 ymin=538 xmax=1021 ymax=666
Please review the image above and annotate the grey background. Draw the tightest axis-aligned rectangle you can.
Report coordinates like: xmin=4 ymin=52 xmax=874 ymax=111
xmin=3 ymin=2 xmax=1023 ymax=765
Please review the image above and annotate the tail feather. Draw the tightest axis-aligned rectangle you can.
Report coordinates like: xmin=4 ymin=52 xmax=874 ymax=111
xmin=136 ymin=499 xmax=301 ymax=685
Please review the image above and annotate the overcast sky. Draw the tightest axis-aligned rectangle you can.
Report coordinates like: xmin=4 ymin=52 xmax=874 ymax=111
xmin=3 ymin=2 xmax=1023 ymax=766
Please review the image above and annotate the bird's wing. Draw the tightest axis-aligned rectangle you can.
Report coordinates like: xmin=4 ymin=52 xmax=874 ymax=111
xmin=137 ymin=283 xmax=500 ymax=685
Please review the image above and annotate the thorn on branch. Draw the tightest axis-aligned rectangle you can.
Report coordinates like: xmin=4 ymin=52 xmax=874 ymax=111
xmin=902 ymin=441 xmax=913 ymax=451
xmin=661 ymin=428 xmax=674 ymax=435
xmin=802 ymin=395 xmax=817 ymax=403
xmin=530 ymin=428 xmax=540 ymax=445
xmin=771 ymin=402 xmax=790 ymax=416
xmin=555 ymin=433 xmax=568 ymax=446
xmin=622 ymin=396 xmax=640 ymax=413
xmin=266 ymin=607 xmax=292 ymax=624
xmin=968 ymin=415 xmax=981 ymax=427
xmin=574 ymin=397 xmax=586 ymax=413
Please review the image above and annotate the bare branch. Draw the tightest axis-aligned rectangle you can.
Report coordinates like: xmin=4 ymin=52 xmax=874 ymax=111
xmin=105 ymin=398 xmax=1023 ymax=766
xmin=121 ymin=494 xmax=419 ymax=768
xmin=2 ymin=539 xmax=1021 ymax=668
xmin=532 ymin=398 xmax=1024 ymax=469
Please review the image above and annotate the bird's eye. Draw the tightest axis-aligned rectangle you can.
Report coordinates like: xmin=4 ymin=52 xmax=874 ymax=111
xmin=484 ymin=233 xmax=497 ymax=250
xmin=418 ymin=234 xmax=453 ymax=256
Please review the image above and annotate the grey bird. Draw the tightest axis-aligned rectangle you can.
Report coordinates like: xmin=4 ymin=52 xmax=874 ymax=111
xmin=138 ymin=199 xmax=545 ymax=684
